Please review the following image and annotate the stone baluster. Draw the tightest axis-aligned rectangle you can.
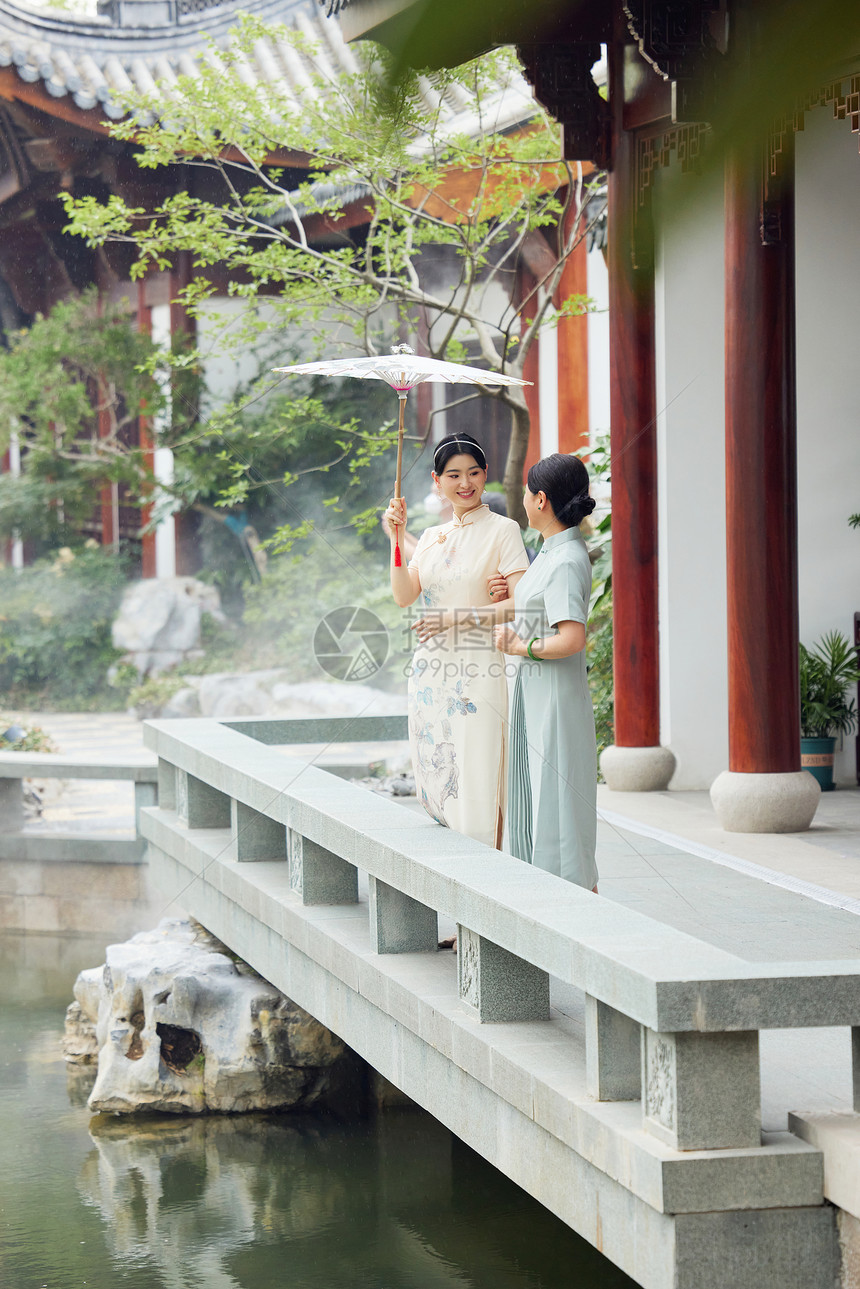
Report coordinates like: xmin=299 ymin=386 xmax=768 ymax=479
xmin=368 ymin=876 xmax=437 ymax=953
xmin=230 ymin=800 xmax=287 ymax=862
xmin=852 ymin=1028 xmax=860 ymax=1112
xmin=157 ymin=758 xmax=176 ymax=810
xmin=134 ymin=781 xmax=158 ymax=834
xmin=287 ymin=829 xmax=357 ymax=905
xmin=641 ymin=1026 xmax=761 ymax=1150
xmin=176 ymin=768 xmax=231 ymax=830
xmin=585 ymin=996 xmax=641 ymax=1101
xmin=0 ymin=779 xmax=24 ymax=831
xmin=457 ymin=925 xmax=549 ymax=1023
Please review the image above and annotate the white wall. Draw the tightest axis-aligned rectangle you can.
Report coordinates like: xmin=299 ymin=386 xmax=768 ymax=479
xmin=795 ymin=108 xmax=860 ymax=786
xmin=586 ymin=245 xmax=610 ymax=439
xmin=653 ymin=167 xmax=729 ymax=789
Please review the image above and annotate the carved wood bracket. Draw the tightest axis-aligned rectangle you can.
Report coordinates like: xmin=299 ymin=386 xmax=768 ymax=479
xmin=624 ymin=0 xmax=728 ymax=123
xmin=518 ymin=42 xmax=610 ymax=169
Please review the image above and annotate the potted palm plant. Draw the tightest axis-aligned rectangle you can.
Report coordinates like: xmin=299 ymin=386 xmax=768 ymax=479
xmin=799 ymin=631 xmax=860 ymax=790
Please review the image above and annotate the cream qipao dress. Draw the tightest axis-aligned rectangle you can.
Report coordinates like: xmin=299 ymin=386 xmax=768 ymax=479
xmin=407 ymin=505 xmax=529 ymax=848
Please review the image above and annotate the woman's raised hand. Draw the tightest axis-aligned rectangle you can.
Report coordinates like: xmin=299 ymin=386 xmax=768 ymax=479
xmin=383 ymin=498 xmax=407 ymax=539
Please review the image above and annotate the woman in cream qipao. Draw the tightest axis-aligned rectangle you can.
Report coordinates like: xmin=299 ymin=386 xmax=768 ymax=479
xmin=385 ymin=433 xmax=529 ymax=848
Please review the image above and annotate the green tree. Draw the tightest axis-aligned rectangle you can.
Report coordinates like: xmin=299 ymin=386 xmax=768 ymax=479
xmin=0 ymin=289 xmax=165 ymax=554
xmin=62 ymin=18 xmax=604 ymax=529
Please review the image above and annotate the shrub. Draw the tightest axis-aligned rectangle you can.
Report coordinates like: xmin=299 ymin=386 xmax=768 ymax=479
xmin=0 ymin=721 xmax=57 ymax=752
xmin=225 ymin=535 xmax=411 ymax=690
xmin=587 ymin=589 xmax=614 ymax=766
xmin=0 ymin=546 xmax=130 ymax=710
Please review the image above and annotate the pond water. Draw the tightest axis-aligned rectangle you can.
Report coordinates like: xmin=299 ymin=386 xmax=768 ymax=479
xmin=0 ymin=932 xmax=637 ymax=1289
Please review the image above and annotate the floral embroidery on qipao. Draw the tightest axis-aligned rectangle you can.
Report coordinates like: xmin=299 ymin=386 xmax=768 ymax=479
xmin=446 ymin=680 xmax=477 ymax=717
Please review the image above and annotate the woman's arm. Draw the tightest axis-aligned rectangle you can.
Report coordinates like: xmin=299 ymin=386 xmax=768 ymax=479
xmin=494 ymin=619 xmax=586 ymax=659
xmin=384 ymin=498 xmax=422 ymax=607
xmin=470 ymin=570 xmax=526 ymax=624
xmin=411 ymin=570 xmax=527 ymax=642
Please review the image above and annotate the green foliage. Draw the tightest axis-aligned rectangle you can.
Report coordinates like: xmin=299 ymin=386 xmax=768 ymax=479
xmin=60 ymin=18 xmax=604 ymax=542
xmin=578 ymin=432 xmax=613 ymax=766
xmin=587 ymin=589 xmax=614 ymax=766
xmin=799 ymin=630 xmax=860 ymax=738
xmin=0 ymin=290 xmax=166 ymax=554
xmin=126 ymin=671 xmax=190 ymax=720
xmin=0 ymin=722 xmax=57 ymax=753
xmin=0 ymin=547 xmax=130 ymax=710
xmin=183 ymin=359 xmax=403 ymax=602
xmin=221 ymin=536 xmax=411 ymax=690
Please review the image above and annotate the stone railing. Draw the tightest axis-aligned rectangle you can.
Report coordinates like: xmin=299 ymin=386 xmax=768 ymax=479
xmin=0 ymin=750 xmax=158 ymax=863
xmin=0 ymin=749 xmax=161 ymax=935
xmin=140 ymin=715 xmax=860 ymax=1158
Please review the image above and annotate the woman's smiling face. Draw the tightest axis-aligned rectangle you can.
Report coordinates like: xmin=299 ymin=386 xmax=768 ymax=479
xmin=433 ymin=454 xmax=487 ymax=514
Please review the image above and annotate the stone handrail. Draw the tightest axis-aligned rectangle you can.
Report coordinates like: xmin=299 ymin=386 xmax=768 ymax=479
xmin=142 ymin=715 xmax=860 ymax=1156
xmin=0 ymin=750 xmax=158 ymax=780
xmin=0 ymin=748 xmax=158 ymax=863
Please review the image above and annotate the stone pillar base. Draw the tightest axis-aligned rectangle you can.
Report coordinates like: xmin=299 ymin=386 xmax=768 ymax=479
xmin=710 ymin=770 xmax=820 ymax=833
xmin=600 ymin=745 xmax=676 ymax=792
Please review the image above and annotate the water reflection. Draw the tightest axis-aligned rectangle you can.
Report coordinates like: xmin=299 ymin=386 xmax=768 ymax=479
xmin=78 ymin=1111 xmax=634 ymax=1289
xmin=1 ymin=932 xmax=636 ymax=1289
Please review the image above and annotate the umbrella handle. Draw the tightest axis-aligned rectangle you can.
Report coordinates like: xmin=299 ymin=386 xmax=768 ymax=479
xmin=393 ymin=393 xmax=407 ymax=567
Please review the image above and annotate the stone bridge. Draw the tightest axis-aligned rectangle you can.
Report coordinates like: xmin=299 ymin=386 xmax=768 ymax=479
xmin=139 ymin=714 xmax=860 ymax=1289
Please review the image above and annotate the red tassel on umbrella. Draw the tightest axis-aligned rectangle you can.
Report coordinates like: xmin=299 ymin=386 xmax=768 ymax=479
xmin=394 ymin=541 xmax=402 ymax=567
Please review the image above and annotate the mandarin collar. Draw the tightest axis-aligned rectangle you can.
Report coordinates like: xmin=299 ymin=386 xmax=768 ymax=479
xmin=449 ymin=503 xmax=489 ymax=529
xmin=540 ymin=526 xmax=585 ymax=552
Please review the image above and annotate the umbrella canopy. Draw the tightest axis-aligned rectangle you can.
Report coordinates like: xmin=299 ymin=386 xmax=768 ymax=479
xmin=273 ymin=346 xmax=530 ymax=565
xmin=273 ymin=348 xmax=531 ymax=394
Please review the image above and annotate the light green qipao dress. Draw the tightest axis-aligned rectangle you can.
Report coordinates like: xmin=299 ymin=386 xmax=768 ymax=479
xmin=506 ymin=526 xmax=598 ymax=889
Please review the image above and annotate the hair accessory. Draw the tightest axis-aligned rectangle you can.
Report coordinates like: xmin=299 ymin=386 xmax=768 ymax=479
xmin=433 ymin=437 xmax=487 ymax=471
xmin=526 ymin=638 xmax=541 ymax=661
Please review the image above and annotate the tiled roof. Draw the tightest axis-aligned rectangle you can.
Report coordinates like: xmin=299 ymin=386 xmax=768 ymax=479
xmin=0 ymin=0 xmax=536 ymax=137
xmin=0 ymin=0 xmax=358 ymax=119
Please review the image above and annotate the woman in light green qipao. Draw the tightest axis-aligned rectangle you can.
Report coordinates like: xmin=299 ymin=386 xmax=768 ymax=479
xmin=494 ymin=454 xmax=598 ymax=891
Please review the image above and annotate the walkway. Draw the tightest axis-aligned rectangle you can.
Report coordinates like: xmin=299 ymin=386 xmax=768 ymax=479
xmin=9 ymin=713 xmax=860 ymax=1137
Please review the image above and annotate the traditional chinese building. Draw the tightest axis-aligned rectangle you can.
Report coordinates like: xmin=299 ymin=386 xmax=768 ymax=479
xmin=334 ymin=0 xmax=860 ymax=815
xmin=0 ymin=0 xmax=605 ymax=577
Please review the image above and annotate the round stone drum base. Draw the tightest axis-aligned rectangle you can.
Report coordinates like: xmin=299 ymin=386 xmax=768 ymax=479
xmin=710 ymin=769 xmax=821 ymax=833
xmin=600 ymin=745 xmax=676 ymax=792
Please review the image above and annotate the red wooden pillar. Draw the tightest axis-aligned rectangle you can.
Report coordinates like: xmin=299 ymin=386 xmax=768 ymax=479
xmin=711 ymin=132 xmax=818 ymax=831
xmin=557 ymin=203 xmax=590 ymax=456
xmin=600 ymin=35 xmax=674 ymax=790
xmin=724 ymin=137 xmax=800 ymax=774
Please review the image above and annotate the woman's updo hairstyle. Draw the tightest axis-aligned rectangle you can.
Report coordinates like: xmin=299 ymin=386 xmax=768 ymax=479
xmin=527 ymin=453 xmax=596 ymax=528
xmin=433 ymin=432 xmax=487 ymax=475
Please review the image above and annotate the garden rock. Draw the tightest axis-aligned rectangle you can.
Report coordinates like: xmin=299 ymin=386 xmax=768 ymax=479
xmin=160 ymin=685 xmax=202 ymax=718
xmin=112 ymin=578 xmax=225 ymax=676
xmin=66 ymin=917 xmax=353 ymax=1115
